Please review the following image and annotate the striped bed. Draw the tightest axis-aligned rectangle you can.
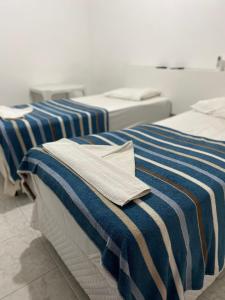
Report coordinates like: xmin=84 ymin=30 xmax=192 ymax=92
xmin=18 ymin=124 xmax=225 ymax=300
xmin=0 ymin=99 xmax=108 ymax=185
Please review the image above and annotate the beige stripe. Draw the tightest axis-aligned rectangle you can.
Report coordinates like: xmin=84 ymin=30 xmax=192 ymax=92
xmin=22 ymin=119 xmax=37 ymax=147
xmin=91 ymin=188 xmax=167 ymax=300
xmin=70 ymin=106 xmax=93 ymax=134
xmin=137 ymin=165 xmax=208 ymax=264
xmin=31 ymin=106 xmax=67 ymax=138
xmin=129 ymin=128 xmax=225 ymax=164
xmin=48 ymin=101 xmax=85 ymax=136
xmin=79 ymin=117 xmax=84 ymax=136
xmin=92 ymin=134 xmax=116 ymax=145
xmin=11 ymin=120 xmax=27 ymax=153
xmin=123 ymin=130 xmax=225 ymax=174
xmin=135 ymin=199 xmax=184 ymax=300
xmin=54 ymin=100 xmax=93 ymax=134
xmin=136 ymin=153 xmax=219 ymax=273
xmin=104 ymin=110 xmax=108 ymax=131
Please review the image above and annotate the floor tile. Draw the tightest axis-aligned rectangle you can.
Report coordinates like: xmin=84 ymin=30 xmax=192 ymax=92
xmin=0 ymin=230 xmax=56 ymax=299
xmin=0 ymin=196 xmax=30 ymax=243
xmin=42 ymin=238 xmax=89 ymax=300
xmin=16 ymin=195 xmax=37 ymax=227
xmin=15 ymin=193 xmax=33 ymax=210
xmin=0 ymin=194 xmax=19 ymax=214
xmin=1 ymin=269 xmax=78 ymax=300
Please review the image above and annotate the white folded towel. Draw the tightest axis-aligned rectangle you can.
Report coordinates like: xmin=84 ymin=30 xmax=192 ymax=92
xmin=191 ymin=97 xmax=225 ymax=114
xmin=0 ymin=105 xmax=33 ymax=119
xmin=43 ymin=139 xmax=150 ymax=206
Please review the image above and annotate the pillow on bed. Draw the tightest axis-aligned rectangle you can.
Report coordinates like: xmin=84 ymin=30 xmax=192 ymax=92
xmin=191 ymin=97 xmax=225 ymax=114
xmin=104 ymin=88 xmax=161 ymax=101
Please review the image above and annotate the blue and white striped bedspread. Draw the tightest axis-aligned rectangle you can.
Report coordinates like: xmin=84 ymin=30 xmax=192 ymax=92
xmin=0 ymin=99 xmax=108 ymax=182
xmin=18 ymin=124 xmax=225 ymax=300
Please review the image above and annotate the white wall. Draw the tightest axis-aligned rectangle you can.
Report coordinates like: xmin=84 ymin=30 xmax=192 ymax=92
xmin=1 ymin=0 xmax=225 ymax=106
xmin=89 ymin=0 xmax=225 ymax=93
xmin=0 ymin=0 xmax=90 ymax=105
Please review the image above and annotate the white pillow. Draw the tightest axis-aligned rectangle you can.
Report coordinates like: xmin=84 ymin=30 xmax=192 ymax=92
xmin=191 ymin=97 xmax=225 ymax=114
xmin=104 ymin=88 xmax=161 ymax=101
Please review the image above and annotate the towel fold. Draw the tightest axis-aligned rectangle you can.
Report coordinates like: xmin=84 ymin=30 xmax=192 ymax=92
xmin=191 ymin=97 xmax=225 ymax=114
xmin=43 ymin=139 xmax=150 ymax=206
xmin=0 ymin=105 xmax=33 ymax=119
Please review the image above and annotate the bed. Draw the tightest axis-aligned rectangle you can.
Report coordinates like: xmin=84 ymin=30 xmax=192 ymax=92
xmin=18 ymin=109 xmax=225 ymax=300
xmin=70 ymin=94 xmax=171 ymax=131
xmin=0 ymin=94 xmax=171 ymax=195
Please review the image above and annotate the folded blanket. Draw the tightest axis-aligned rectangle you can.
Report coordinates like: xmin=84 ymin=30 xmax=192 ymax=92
xmin=0 ymin=105 xmax=33 ymax=119
xmin=43 ymin=139 xmax=150 ymax=206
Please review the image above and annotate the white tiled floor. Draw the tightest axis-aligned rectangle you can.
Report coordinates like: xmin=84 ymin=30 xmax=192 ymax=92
xmin=1 ymin=178 xmax=225 ymax=300
xmin=0 ymin=178 xmax=88 ymax=300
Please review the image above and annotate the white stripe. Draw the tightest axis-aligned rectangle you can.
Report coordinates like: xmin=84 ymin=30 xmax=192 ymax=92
xmin=128 ymin=128 xmax=225 ymax=164
xmin=52 ymin=100 xmax=93 ymax=134
xmin=43 ymin=102 xmax=77 ymax=137
xmin=31 ymin=105 xmax=67 ymax=138
xmin=136 ymin=153 xmax=219 ymax=273
xmin=22 ymin=119 xmax=37 ymax=147
xmin=122 ymin=130 xmax=225 ymax=174
xmin=69 ymin=99 xmax=108 ymax=131
xmin=11 ymin=120 xmax=27 ymax=153
xmin=48 ymin=100 xmax=85 ymax=136
xmin=92 ymin=134 xmax=115 ymax=145
xmin=26 ymin=115 xmax=47 ymax=142
xmin=135 ymin=199 xmax=184 ymax=300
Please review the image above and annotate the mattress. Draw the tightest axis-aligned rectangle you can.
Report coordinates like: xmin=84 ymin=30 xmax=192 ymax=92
xmin=71 ymin=95 xmax=171 ymax=131
xmin=29 ymin=110 xmax=225 ymax=300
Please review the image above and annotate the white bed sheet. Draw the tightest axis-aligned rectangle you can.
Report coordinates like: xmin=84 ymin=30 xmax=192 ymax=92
xmin=157 ymin=110 xmax=225 ymax=140
xmin=71 ymin=95 xmax=171 ymax=130
xmin=30 ymin=110 xmax=225 ymax=300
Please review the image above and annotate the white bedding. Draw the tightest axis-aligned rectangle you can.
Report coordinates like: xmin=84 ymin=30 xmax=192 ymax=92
xmin=157 ymin=110 xmax=225 ymax=140
xmin=30 ymin=110 xmax=225 ymax=300
xmin=71 ymin=95 xmax=171 ymax=130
